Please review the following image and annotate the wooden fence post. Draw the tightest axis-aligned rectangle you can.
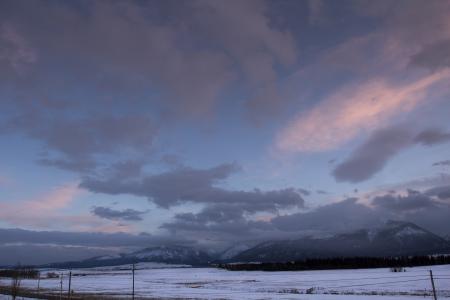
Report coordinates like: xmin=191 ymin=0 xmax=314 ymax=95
xmin=430 ymin=270 xmax=437 ymax=300
xmin=132 ymin=263 xmax=135 ymax=300
xmin=68 ymin=270 xmax=72 ymax=299
xmin=59 ymin=273 xmax=63 ymax=300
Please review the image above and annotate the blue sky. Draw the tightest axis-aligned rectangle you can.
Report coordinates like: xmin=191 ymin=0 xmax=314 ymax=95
xmin=1 ymin=0 xmax=450 ymax=263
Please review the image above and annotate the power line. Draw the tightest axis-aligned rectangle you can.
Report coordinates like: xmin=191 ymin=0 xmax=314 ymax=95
xmin=287 ymin=274 xmax=427 ymax=284
xmin=327 ymin=278 xmax=430 ymax=289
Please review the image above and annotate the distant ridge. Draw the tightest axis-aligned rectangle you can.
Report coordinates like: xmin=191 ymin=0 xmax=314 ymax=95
xmin=44 ymin=221 xmax=450 ymax=268
xmin=45 ymin=245 xmax=212 ymax=268
xmin=228 ymin=221 xmax=450 ymax=263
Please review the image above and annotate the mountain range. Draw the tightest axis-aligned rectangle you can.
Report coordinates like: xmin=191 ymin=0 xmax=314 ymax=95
xmin=46 ymin=221 xmax=450 ymax=268
xmin=231 ymin=220 xmax=450 ymax=263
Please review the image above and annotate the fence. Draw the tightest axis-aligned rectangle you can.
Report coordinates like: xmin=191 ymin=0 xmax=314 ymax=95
xmin=0 ymin=265 xmax=449 ymax=299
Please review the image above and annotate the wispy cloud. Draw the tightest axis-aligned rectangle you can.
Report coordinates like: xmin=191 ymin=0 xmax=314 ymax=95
xmin=275 ymin=70 xmax=450 ymax=153
xmin=332 ymin=127 xmax=450 ymax=183
xmin=0 ymin=183 xmax=138 ymax=233
xmin=91 ymin=206 xmax=148 ymax=222
xmin=433 ymin=160 xmax=450 ymax=167
xmin=0 ymin=183 xmax=80 ymax=227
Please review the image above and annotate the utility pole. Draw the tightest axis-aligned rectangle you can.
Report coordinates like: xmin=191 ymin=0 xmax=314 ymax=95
xmin=430 ymin=270 xmax=437 ymax=300
xmin=132 ymin=263 xmax=135 ymax=300
xmin=59 ymin=273 xmax=63 ymax=300
xmin=68 ymin=270 xmax=72 ymax=299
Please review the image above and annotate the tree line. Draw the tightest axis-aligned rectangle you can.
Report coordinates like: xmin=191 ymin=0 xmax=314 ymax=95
xmin=0 ymin=266 xmax=40 ymax=279
xmin=217 ymin=255 xmax=450 ymax=271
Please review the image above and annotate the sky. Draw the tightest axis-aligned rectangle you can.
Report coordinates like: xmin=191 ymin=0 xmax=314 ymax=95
xmin=1 ymin=0 xmax=450 ymax=264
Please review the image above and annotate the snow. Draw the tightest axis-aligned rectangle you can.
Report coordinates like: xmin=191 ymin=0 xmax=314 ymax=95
xmin=221 ymin=244 xmax=252 ymax=260
xmin=395 ymin=227 xmax=427 ymax=238
xmin=134 ymin=249 xmax=171 ymax=259
xmin=367 ymin=229 xmax=377 ymax=242
xmin=84 ymin=261 xmax=191 ymax=271
xmin=1 ymin=264 xmax=449 ymax=299
xmin=95 ymin=254 xmax=122 ymax=260
xmin=0 ymin=296 xmax=37 ymax=300
xmin=129 ymin=246 xmax=203 ymax=260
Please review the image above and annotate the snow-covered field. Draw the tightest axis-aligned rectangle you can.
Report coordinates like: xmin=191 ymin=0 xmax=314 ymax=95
xmin=1 ymin=264 xmax=449 ymax=299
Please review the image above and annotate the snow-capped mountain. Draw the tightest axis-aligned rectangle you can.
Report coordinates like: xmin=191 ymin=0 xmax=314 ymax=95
xmin=45 ymin=221 xmax=450 ymax=268
xmin=47 ymin=245 xmax=212 ymax=268
xmin=129 ymin=245 xmax=211 ymax=265
xmin=366 ymin=220 xmax=445 ymax=251
xmin=219 ymin=243 xmax=254 ymax=260
xmin=230 ymin=221 xmax=450 ymax=263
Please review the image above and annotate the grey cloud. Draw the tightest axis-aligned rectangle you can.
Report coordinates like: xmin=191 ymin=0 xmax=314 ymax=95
xmin=0 ymin=23 xmax=36 ymax=73
xmin=82 ymin=162 xmax=304 ymax=243
xmin=298 ymin=188 xmax=311 ymax=196
xmin=163 ymin=189 xmax=303 ymax=235
xmin=106 ymin=160 xmax=144 ymax=179
xmin=271 ymin=187 xmax=450 ymax=237
xmin=414 ymin=128 xmax=450 ymax=146
xmin=160 ymin=199 xmax=304 ymax=245
xmin=0 ymin=227 xmax=189 ymax=248
xmin=36 ymin=158 xmax=97 ymax=173
xmin=333 ymin=127 xmax=413 ymax=183
xmin=91 ymin=206 xmax=148 ymax=222
xmin=3 ymin=186 xmax=450 ymax=264
xmin=307 ymin=0 xmax=325 ymax=25
xmin=162 ymin=203 xmax=274 ymax=240
xmin=371 ymin=190 xmax=438 ymax=212
xmin=333 ymin=127 xmax=450 ymax=183
xmin=355 ymin=0 xmax=450 ymax=46
xmin=1 ymin=0 xmax=296 ymax=119
xmin=433 ymin=160 xmax=450 ymax=167
xmin=425 ymin=185 xmax=450 ymax=200
xmin=7 ymin=111 xmax=156 ymax=173
xmin=316 ymin=189 xmax=329 ymax=195
xmin=165 ymin=198 xmax=372 ymax=244
xmin=81 ymin=163 xmax=305 ymax=211
xmin=371 ymin=187 xmax=450 ymax=236
xmin=402 ymin=205 xmax=450 ymax=238
xmin=0 ymin=227 xmax=196 ymax=265
xmin=272 ymin=198 xmax=379 ymax=233
xmin=409 ymin=39 xmax=450 ymax=71
xmin=163 ymin=187 xmax=450 ymax=243
xmin=193 ymin=0 xmax=298 ymax=120
xmin=0 ymin=243 xmax=116 ymax=266
xmin=81 ymin=163 xmax=240 ymax=206
xmin=175 ymin=204 xmax=245 ymax=225
xmin=0 ymin=0 xmax=299 ymax=175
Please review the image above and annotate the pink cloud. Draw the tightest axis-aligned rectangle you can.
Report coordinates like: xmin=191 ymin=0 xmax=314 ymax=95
xmin=273 ymin=0 xmax=450 ymax=155
xmin=65 ymin=215 xmax=136 ymax=234
xmin=275 ymin=70 xmax=450 ymax=153
xmin=0 ymin=183 xmax=133 ymax=233
xmin=0 ymin=183 xmax=80 ymax=227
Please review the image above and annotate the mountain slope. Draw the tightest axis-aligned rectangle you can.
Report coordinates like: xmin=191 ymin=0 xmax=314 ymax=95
xmin=231 ymin=221 xmax=450 ymax=263
xmin=45 ymin=221 xmax=450 ymax=268
xmin=46 ymin=245 xmax=212 ymax=268
xmin=219 ymin=243 xmax=254 ymax=260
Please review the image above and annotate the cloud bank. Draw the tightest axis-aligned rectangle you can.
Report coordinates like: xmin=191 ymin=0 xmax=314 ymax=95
xmin=333 ymin=127 xmax=450 ymax=183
